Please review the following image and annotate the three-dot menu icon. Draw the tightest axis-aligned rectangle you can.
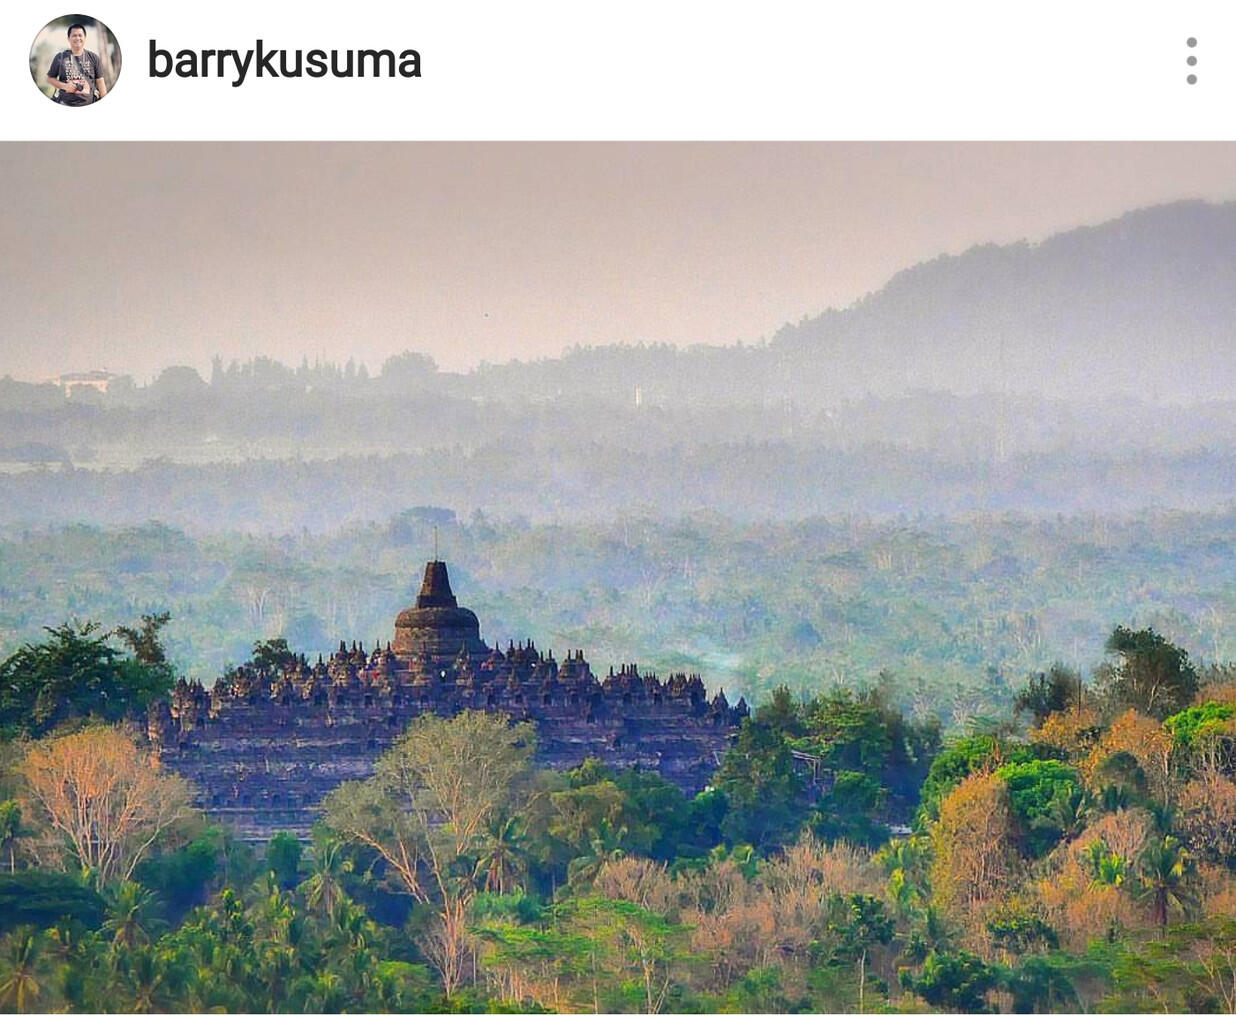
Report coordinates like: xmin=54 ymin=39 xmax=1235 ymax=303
xmin=1187 ymin=37 xmax=1197 ymax=84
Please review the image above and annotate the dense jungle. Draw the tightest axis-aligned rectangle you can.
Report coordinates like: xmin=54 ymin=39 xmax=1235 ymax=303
xmin=1 ymin=617 xmax=1235 ymax=1012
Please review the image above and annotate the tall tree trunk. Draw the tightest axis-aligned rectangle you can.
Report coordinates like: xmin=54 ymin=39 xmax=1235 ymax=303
xmin=858 ymin=949 xmax=866 ymax=1013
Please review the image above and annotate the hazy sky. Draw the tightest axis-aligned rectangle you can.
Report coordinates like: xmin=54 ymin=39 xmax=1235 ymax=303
xmin=3 ymin=142 xmax=1236 ymax=382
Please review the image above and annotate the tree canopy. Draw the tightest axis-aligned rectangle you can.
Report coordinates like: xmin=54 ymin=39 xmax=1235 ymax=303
xmin=1100 ymin=625 xmax=1198 ymax=720
xmin=0 ymin=621 xmax=173 ymax=738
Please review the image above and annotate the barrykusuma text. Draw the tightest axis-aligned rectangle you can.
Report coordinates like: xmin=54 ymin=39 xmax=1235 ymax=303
xmin=149 ymin=39 xmax=422 ymax=87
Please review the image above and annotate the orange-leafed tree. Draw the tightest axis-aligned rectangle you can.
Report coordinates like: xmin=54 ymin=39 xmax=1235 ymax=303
xmin=929 ymin=771 xmax=1019 ymax=918
xmin=1030 ymin=704 xmax=1101 ymax=761
xmin=18 ymin=724 xmax=196 ymax=888
xmin=1177 ymin=770 xmax=1236 ymax=866
xmin=1083 ymin=709 xmax=1173 ymax=807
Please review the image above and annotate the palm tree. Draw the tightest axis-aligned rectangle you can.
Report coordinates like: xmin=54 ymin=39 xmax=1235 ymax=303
xmin=473 ymin=816 xmax=530 ymax=895
xmin=329 ymin=899 xmax=374 ymax=953
xmin=876 ymin=835 xmax=928 ymax=911
xmin=0 ymin=925 xmax=46 ymax=1012
xmin=256 ymin=934 xmax=298 ymax=1013
xmin=104 ymin=881 xmax=159 ymax=950
xmin=302 ymin=836 xmax=353 ymax=920
xmin=248 ymin=876 xmax=304 ymax=1011
xmin=337 ymin=945 xmax=378 ymax=1008
xmin=306 ymin=969 xmax=344 ymax=1013
xmin=44 ymin=916 xmax=103 ymax=1012
xmin=566 ymin=821 xmax=627 ymax=891
xmin=1084 ymin=839 xmax=1127 ymax=888
xmin=48 ymin=916 xmax=85 ymax=966
xmin=1040 ymin=786 xmax=1091 ymax=842
xmin=0 ymin=801 xmax=27 ymax=872
xmin=125 ymin=946 xmax=186 ymax=1012
xmin=1138 ymin=835 xmax=1195 ymax=936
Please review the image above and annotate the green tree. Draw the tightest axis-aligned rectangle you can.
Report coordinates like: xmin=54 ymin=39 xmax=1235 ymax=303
xmin=713 ymin=720 xmax=807 ymax=850
xmin=876 ymin=835 xmax=930 ymax=912
xmin=755 ymin=685 xmax=805 ymax=737
xmin=250 ymin=638 xmax=297 ymax=675
xmin=322 ymin=711 xmax=536 ymax=995
xmin=474 ymin=816 xmax=531 ymax=896
xmin=1084 ymin=839 xmax=1128 ymax=888
xmin=134 ymin=828 xmax=223 ymax=921
xmin=104 ymin=881 xmax=159 ymax=950
xmin=0 ymin=871 xmax=104 ymax=934
xmin=611 ymin=768 xmax=693 ymax=861
xmin=301 ymin=832 xmax=353 ymax=921
xmin=113 ymin=611 xmax=172 ymax=667
xmin=1164 ymin=701 xmax=1236 ymax=771
xmin=917 ymin=734 xmax=1033 ymax=824
xmin=120 ymin=944 xmax=189 ymax=1012
xmin=802 ymin=687 xmax=938 ymax=813
xmin=566 ymin=825 xmax=628 ymax=891
xmin=1138 ymin=835 xmax=1196 ymax=937
xmin=0 ymin=800 xmax=27 ymax=872
xmin=1014 ymin=663 xmax=1083 ymax=726
xmin=0 ymin=622 xmax=173 ymax=737
xmin=810 ymin=771 xmax=889 ymax=847
xmin=0 ymin=925 xmax=47 ymax=1012
xmin=1003 ymin=951 xmax=1090 ymax=1013
xmin=265 ymin=831 xmax=302 ymax=890
xmin=545 ymin=761 xmax=698 ymax=867
xmin=1100 ymin=625 xmax=1198 ymax=720
xmin=543 ymin=771 xmax=628 ymax=890
xmin=828 ymin=893 xmax=894 ymax=1012
xmin=469 ymin=889 xmax=585 ymax=1010
xmin=994 ymin=759 xmax=1084 ymax=857
xmin=986 ymin=908 xmax=1057 ymax=959
xmin=803 ymin=691 xmax=892 ymax=772
xmin=1101 ymin=940 xmax=1195 ymax=1012
xmin=723 ymin=965 xmax=808 ymax=1012
xmin=901 ymin=949 xmax=998 ymax=1012
xmin=559 ymin=896 xmax=693 ymax=1014
xmin=1091 ymin=751 xmax=1149 ymax=811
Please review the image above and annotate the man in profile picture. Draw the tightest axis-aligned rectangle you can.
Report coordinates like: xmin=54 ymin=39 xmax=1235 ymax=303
xmin=46 ymin=24 xmax=106 ymax=105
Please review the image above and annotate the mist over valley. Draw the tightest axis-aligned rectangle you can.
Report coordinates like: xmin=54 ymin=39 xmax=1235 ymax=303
xmin=1 ymin=200 xmax=1233 ymax=717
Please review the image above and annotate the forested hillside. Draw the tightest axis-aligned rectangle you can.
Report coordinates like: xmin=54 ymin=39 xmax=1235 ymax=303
xmin=1 ymin=509 xmax=1233 ymax=724
xmin=4 ymin=202 xmax=1236 ymax=531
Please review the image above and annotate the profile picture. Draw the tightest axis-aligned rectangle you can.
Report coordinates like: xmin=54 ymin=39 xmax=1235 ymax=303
xmin=29 ymin=14 xmax=121 ymax=106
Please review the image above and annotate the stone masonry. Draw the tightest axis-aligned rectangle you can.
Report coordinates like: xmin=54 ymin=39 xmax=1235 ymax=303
xmin=150 ymin=561 xmax=748 ymax=841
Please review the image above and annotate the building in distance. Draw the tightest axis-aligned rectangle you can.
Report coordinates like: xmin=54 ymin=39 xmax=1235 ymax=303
xmin=50 ymin=370 xmax=117 ymax=397
xmin=151 ymin=560 xmax=748 ymax=841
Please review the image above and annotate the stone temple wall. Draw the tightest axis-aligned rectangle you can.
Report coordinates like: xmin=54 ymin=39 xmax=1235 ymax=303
xmin=150 ymin=564 xmax=747 ymax=842
xmin=153 ymin=668 xmax=742 ymax=842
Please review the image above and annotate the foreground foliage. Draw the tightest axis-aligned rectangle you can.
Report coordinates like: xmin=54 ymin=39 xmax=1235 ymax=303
xmin=0 ymin=626 xmax=1235 ymax=1011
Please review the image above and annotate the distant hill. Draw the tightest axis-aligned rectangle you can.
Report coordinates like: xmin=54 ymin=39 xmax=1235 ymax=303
xmin=468 ymin=200 xmax=1236 ymax=405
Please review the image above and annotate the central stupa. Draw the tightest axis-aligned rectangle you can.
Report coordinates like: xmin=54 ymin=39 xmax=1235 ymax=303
xmin=392 ymin=561 xmax=489 ymax=659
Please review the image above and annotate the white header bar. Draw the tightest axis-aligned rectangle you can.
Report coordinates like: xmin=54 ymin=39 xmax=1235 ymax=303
xmin=4 ymin=0 xmax=1233 ymax=140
